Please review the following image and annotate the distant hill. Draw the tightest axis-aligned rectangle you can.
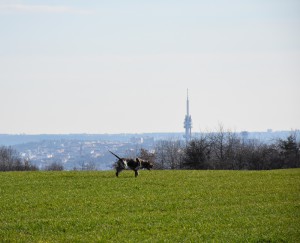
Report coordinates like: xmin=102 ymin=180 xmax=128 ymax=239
xmin=0 ymin=131 xmax=294 ymax=146
xmin=0 ymin=133 xmax=184 ymax=146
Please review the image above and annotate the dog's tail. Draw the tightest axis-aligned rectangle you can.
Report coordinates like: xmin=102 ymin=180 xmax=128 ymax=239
xmin=109 ymin=150 xmax=122 ymax=160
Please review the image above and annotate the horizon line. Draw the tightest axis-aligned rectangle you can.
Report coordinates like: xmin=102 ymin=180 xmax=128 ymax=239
xmin=0 ymin=129 xmax=298 ymax=136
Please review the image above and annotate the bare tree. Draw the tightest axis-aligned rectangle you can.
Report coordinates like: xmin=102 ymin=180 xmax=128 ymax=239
xmin=207 ymin=125 xmax=243 ymax=169
xmin=139 ymin=148 xmax=155 ymax=162
xmin=0 ymin=146 xmax=38 ymax=171
xmin=85 ymin=161 xmax=97 ymax=171
xmin=154 ymin=140 xmax=168 ymax=169
xmin=45 ymin=162 xmax=64 ymax=171
xmin=208 ymin=125 xmax=230 ymax=169
xmin=154 ymin=140 xmax=183 ymax=169
xmin=77 ymin=160 xmax=97 ymax=171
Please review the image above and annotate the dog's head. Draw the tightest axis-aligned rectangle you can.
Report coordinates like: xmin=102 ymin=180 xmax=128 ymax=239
xmin=137 ymin=158 xmax=153 ymax=170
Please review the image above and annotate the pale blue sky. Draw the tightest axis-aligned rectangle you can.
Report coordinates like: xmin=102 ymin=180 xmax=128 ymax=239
xmin=0 ymin=0 xmax=299 ymax=134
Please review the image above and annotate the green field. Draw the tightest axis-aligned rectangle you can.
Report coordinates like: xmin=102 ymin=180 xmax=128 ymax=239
xmin=0 ymin=169 xmax=299 ymax=242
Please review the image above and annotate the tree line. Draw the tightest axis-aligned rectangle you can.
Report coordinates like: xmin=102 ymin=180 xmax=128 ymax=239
xmin=1 ymin=128 xmax=299 ymax=171
xmin=140 ymin=129 xmax=300 ymax=170
xmin=0 ymin=146 xmax=38 ymax=171
xmin=0 ymin=146 xmax=65 ymax=171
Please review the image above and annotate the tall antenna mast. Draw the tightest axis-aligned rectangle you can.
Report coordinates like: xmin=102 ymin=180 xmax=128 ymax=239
xmin=184 ymin=89 xmax=192 ymax=143
xmin=187 ymin=89 xmax=189 ymax=116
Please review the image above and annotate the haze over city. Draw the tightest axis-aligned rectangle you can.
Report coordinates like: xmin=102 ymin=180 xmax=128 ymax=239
xmin=1 ymin=0 xmax=299 ymax=134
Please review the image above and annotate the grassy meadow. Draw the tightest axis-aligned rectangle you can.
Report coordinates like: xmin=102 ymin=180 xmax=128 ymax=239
xmin=0 ymin=169 xmax=299 ymax=242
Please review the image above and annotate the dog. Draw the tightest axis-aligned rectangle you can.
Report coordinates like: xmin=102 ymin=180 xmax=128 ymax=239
xmin=109 ymin=151 xmax=153 ymax=177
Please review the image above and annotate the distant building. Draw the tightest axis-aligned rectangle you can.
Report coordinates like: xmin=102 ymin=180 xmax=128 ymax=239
xmin=241 ymin=131 xmax=249 ymax=143
xmin=130 ymin=137 xmax=143 ymax=144
xmin=184 ymin=89 xmax=192 ymax=143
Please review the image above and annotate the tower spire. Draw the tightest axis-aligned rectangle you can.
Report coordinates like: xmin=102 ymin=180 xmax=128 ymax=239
xmin=184 ymin=89 xmax=192 ymax=143
xmin=186 ymin=89 xmax=189 ymax=116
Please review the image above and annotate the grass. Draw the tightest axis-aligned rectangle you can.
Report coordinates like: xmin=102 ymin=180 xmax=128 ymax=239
xmin=0 ymin=169 xmax=299 ymax=242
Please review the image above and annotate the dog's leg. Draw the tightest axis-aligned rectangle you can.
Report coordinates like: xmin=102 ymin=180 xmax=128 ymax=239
xmin=116 ymin=168 xmax=123 ymax=177
xmin=134 ymin=170 xmax=139 ymax=177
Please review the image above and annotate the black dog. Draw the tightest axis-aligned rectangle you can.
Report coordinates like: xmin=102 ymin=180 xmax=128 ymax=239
xmin=109 ymin=151 xmax=153 ymax=177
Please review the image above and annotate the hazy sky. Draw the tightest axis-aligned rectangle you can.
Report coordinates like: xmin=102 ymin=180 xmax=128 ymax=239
xmin=0 ymin=0 xmax=299 ymax=134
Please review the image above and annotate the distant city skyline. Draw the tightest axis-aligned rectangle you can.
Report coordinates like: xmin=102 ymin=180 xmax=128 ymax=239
xmin=0 ymin=0 xmax=299 ymax=134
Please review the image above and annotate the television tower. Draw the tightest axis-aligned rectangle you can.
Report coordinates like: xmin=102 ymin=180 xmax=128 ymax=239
xmin=184 ymin=89 xmax=192 ymax=143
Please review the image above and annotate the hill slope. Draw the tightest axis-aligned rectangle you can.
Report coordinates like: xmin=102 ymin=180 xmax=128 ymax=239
xmin=0 ymin=169 xmax=299 ymax=242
